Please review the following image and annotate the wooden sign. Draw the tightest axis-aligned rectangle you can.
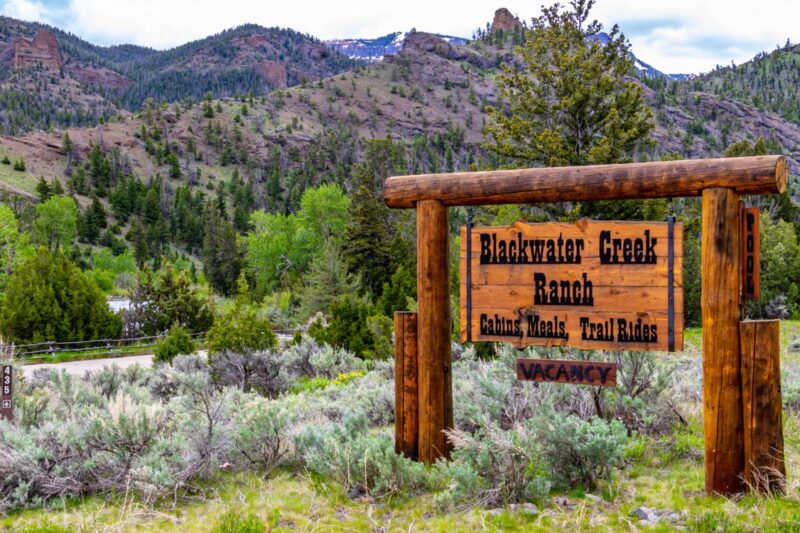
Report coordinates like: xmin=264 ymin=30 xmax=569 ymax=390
xmin=742 ymin=207 xmax=760 ymax=300
xmin=517 ymin=358 xmax=617 ymax=387
xmin=1 ymin=366 xmax=11 ymax=421
xmin=460 ymin=219 xmax=684 ymax=351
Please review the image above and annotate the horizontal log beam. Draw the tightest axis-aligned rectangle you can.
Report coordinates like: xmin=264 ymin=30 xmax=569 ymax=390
xmin=384 ymin=156 xmax=787 ymax=208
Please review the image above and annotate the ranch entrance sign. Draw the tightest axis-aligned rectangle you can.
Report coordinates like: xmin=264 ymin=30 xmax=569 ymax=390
xmin=384 ymin=156 xmax=788 ymax=496
xmin=460 ymin=219 xmax=683 ymax=352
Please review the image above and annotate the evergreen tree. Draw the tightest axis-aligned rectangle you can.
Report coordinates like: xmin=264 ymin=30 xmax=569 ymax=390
xmin=484 ymin=0 xmax=653 ymax=167
xmin=203 ymin=201 xmax=244 ymax=296
xmin=36 ymin=176 xmax=52 ymax=202
xmin=123 ymin=266 xmax=213 ymax=336
xmin=127 ymin=218 xmax=150 ymax=267
xmin=299 ymin=242 xmax=363 ymax=320
xmin=0 ymin=248 xmax=122 ymax=343
xmin=342 ymin=139 xmax=405 ymax=295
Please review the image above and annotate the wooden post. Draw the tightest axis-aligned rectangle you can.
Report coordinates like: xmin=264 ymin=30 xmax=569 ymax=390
xmin=740 ymin=320 xmax=785 ymax=493
xmin=394 ymin=311 xmax=418 ymax=459
xmin=416 ymin=200 xmax=453 ymax=463
xmin=702 ymin=188 xmax=745 ymax=495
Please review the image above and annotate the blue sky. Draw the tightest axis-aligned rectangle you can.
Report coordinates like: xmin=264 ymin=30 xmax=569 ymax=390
xmin=1 ymin=0 xmax=797 ymax=74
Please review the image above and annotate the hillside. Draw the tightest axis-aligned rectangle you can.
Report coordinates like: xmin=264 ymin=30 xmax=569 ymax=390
xmin=0 ymin=17 xmax=361 ymax=135
xmin=3 ymin=25 xmax=800 ymax=193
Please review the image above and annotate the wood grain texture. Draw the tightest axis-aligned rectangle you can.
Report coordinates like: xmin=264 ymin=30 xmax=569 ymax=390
xmin=459 ymin=220 xmax=683 ymax=351
xmin=385 ymin=156 xmax=787 ymax=208
xmin=740 ymin=320 xmax=785 ymax=493
xmin=394 ymin=312 xmax=418 ymax=459
xmin=416 ymin=200 xmax=452 ymax=463
xmin=516 ymin=358 xmax=617 ymax=387
xmin=702 ymin=188 xmax=745 ymax=495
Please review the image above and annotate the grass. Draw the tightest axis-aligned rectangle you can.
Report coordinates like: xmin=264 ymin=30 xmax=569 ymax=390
xmin=5 ymin=447 xmax=800 ymax=532
xmin=0 ymin=149 xmax=37 ymax=194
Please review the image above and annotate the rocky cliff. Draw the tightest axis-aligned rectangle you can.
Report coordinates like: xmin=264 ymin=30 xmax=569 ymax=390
xmin=4 ymin=29 xmax=61 ymax=70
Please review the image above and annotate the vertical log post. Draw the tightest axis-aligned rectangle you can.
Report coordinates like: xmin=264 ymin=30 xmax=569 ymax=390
xmin=394 ymin=311 xmax=418 ymax=459
xmin=740 ymin=320 xmax=785 ymax=493
xmin=702 ymin=188 xmax=745 ymax=495
xmin=416 ymin=200 xmax=453 ymax=463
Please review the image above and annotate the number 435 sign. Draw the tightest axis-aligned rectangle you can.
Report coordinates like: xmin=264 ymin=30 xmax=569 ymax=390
xmin=1 ymin=365 xmax=11 ymax=421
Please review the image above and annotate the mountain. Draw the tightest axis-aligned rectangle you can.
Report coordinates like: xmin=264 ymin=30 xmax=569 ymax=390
xmin=2 ymin=10 xmax=800 ymax=210
xmin=325 ymin=31 xmax=468 ymax=62
xmin=0 ymin=17 xmax=362 ymax=135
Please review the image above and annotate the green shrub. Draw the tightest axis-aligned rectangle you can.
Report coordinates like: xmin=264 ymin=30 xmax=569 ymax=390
xmin=1 ymin=155 xmax=10 ymax=165
xmin=309 ymin=294 xmax=375 ymax=357
xmin=207 ymin=305 xmax=277 ymax=355
xmin=154 ymin=323 xmax=196 ymax=363
xmin=295 ymin=411 xmax=430 ymax=498
xmin=533 ymin=412 xmax=627 ymax=489
xmin=12 ymin=158 xmax=25 ymax=171
xmin=210 ymin=510 xmax=265 ymax=533
xmin=440 ymin=420 xmax=551 ymax=508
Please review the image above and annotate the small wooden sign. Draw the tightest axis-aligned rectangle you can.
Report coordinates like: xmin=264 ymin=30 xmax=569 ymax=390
xmin=460 ymin=219 xmax=684 ymax=351
xmin=517 ymin=358 xmax=617 ymax=387
xmin=1 ymin=365 xmax=11 ymax=421
xmin=742 ymin=207 xmax=760 ymax=300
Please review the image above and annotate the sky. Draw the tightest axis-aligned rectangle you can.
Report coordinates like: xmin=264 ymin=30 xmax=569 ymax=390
xmin=0 ymin=0 xmax=797 ymax=75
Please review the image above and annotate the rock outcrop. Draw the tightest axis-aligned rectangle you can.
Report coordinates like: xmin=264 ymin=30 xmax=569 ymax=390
xmin=65 ymin=65 xmax=132 ymax=90
xmin=491 ymin=8 xmax=521 ymax=33
xmin=5 ymin=29 xmax=62 ymax=70
xmin=256 ymin=59 xmax=288 ymax=88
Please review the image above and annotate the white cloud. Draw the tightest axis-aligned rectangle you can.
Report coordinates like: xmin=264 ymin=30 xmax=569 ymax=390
xmin=1 ymin=0 xmax=798 ymax=74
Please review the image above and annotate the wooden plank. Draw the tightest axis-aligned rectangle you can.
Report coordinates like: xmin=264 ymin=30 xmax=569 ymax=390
xmin=463 ymin=309 xmax=683 ymax=351
xmin=416 ymin=200 xmax=452 ymax=463
xmin=740 ymin=320 xmax=785 ymax=493
xmin=742 ymin=207 xmax=761 ymax=300
xmin=402 ymin=313 xmax=418 ymax=460
xmin=464 ymin=259 xmax=684 ymax=288
xmin=702 ymin=188 xmax=745 ymax=496
xmin=516 ymin=358 xmax=617 ymax=387
xmin=467 ymin=284 xmax=684 ymax=313
xmin=1 ymin=365 xmax=11 ymax=422
xmin=461 ymin=219 xmax=684 ymax=260
xmin=459 ymin=219 xmax=684 ymax=352
xmin=385 ymin=156 xmax=787 ymax=208
xmin=394 ymin=312 xmax=405 ymax=456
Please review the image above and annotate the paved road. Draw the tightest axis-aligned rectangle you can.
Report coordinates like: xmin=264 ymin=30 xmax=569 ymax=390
xmin=22 ymin=354 xmax=157 ymax=376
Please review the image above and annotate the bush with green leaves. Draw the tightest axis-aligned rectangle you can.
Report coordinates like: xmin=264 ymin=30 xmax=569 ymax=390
xmin=154 ymin=323 xmax=196 ymax=363
xmin=207 ymin=304 xmax=277 ymax=356
xmin=439 ymin=419 xmax=552 ymax=509
xmin=533 ymin=411 xmax=627 ymax=489
xmin=209 ymin=350 xmax=288 ymax=396
xmin=282 ymin=334 xmax=361 ymax=379
xmin=295 ymin=411 xmax=430 ymax=498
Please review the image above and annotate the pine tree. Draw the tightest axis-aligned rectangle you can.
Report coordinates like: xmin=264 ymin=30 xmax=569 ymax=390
xmin=202 ymin=201 xmax=244 ymax=296
xmin=0 ymin=248 xmax=122 ymax=343
xmin=342 ymin=139 xmax=405 ymax=296
xmin=36 ymin=176 xmax=52 ymax=202
xmin=61 ymin=131 xmax=73 ymax=156
xmin=299 ymin=242 xmax=363 ymax=320
xmin=484 ymin=0 xmax=653 ymax=167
